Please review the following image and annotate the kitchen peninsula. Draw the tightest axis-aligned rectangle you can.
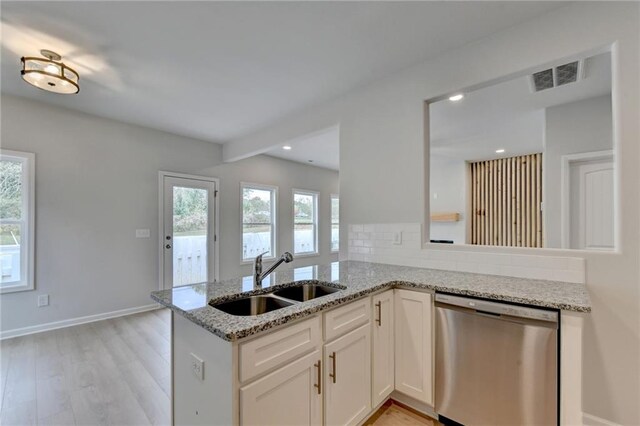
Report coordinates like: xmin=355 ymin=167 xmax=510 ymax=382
xmin=151 ymin=260 xmax=590 ymax=425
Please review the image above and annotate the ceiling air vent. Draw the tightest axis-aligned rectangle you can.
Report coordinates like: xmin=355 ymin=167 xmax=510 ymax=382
xmin=532 ymin=69 xmax=554 ymax=91
xmin=530 ymin=60 xmax=583 ymax=92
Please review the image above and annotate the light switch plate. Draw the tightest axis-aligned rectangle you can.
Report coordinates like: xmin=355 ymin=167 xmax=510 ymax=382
xmin=136 ymin=229 xmax=151 ymax=238
xmin=38 ymin=294 xmax=49 ymax=307
xmin=393 ymin=231 xmax=403 ymax=245
xmin=190 ymin=353 xmax=204 ymax=381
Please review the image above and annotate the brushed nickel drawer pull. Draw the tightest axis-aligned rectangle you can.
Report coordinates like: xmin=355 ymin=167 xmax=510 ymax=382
xmin=329 ymin=352 xmax=336 ymax=383
xmin=314 ymin=360 xmax=321 ymax=394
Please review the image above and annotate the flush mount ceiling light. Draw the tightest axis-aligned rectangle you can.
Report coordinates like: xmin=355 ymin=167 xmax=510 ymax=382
xmin=496 ymin=149 xmax=506 ymax=153
xmin=282 ymin=145 xmax=292 ymax=150
xmin=448 ymin=93 xmax=464 ymax=102
xmin=21 ymin=49 xmax=79 ymax=94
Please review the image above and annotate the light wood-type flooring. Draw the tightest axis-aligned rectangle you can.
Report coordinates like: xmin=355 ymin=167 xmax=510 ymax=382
xmin=1 ymin=309 xmax=436 ymax=425
xmin=1 ymin=310 xmax=171 ymax=425
xmin=366 ymin=400 xmax=442 ymax=426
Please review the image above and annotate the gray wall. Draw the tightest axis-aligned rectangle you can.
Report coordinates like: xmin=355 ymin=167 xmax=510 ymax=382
xmin=0 ymin=95 xmax=338 ymax=333
xmin=543 ymin=95 xmax=613 ymax=248
xmin=220 ymin=3 xmax=640 ymax=423
xmin=429 ymin=155 xmax=466 ymax=244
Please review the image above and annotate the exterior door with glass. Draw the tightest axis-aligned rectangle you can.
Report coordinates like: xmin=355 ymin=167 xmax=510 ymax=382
xmin=162 ymin=175 xmax=217 ymax=289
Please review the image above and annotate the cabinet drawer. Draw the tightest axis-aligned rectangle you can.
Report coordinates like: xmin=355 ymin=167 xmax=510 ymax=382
xmin=239 ymin=316 xmax=321 ymax=383
xmin=323 ymin=297 xmax=371 ymax=342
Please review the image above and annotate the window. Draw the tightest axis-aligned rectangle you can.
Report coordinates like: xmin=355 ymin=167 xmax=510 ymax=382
xmin=0 ymin=150 xmax=35 ymax=293
xmin=293 ymin=190 xmax=318 ymax=255
xmin=242 ymin=183 xmax=277 ymax=261
xmin=331 ymin=195 xmax=339 ymax=252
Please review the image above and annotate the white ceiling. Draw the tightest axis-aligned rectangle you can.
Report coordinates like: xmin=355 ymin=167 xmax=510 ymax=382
xmin=265 ymin=126 xmax=339 ymax=171
xmin=1 ymin=1 xmax=567 ymax=146
xmin=430 ymin=52 xmax=612 ymax=161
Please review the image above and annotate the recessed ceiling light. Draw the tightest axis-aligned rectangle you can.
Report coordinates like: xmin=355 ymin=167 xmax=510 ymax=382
xmin=496 ymin=149 xmax=505 ymax=154
xmin=282 ymin=145 xmax=292 ymax=150
xmin=449 ymin=93 xmax=464 ymax=102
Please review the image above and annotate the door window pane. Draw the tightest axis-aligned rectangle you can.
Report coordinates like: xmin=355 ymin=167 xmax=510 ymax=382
xmin=242 ymin=185 xmax=276 ymax=260
xmin=294 ymin=191 xmax=318 ymax=254
xmin=173 ymin=187 xmax=208 ymax=286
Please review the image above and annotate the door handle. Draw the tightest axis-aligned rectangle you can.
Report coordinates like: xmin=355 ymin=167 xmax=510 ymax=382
xmin=165 ymin=244 xmax=172 ymax=249
xmin=314 ymin=360 xmax=321 ymax=394
xmin=329 ymin=352 xmax=336 ymax=383
xmin=375 ymin=301 xmax=382 ymax=326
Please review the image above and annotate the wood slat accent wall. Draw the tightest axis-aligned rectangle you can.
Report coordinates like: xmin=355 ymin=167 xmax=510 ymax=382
xmin=470 ymin=153 xmax=543 ymax=247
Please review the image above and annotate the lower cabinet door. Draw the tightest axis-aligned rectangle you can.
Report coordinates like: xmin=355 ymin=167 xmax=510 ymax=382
xmin=372 ymin=290 xmax=395 ymax=407
xmin=240 ymin=349 xmax=322 ymax=426
xmin=394 ymin=289 xmax=434 ymax=405
xmin=324 ymin=323 xmax=372 ymax=426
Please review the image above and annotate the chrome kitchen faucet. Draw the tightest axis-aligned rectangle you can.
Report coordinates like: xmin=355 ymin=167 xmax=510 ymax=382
xmin=253 ymin=251 xmax=294 ymax=288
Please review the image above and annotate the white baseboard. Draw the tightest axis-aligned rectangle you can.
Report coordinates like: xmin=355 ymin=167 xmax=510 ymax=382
xmin=0 ymin=303 xmax=161 ymax=340
xmin=583 ymin=412 xmax=621 ymax=426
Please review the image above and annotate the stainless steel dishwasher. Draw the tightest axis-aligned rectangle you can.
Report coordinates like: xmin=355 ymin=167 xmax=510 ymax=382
xmin=435 ymin=293 xmax=559 ymax=426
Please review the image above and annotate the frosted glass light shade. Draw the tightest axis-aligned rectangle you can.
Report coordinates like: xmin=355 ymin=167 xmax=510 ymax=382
xmin=21 ymin=52 xmax=79 ymax=94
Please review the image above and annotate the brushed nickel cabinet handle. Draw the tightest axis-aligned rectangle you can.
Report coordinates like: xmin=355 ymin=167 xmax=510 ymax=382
xmin=375 ymin=301 xmax=382 ymax=326
xmin=329 ymin=352 xmax=336 ymax=383
xmin=314 ymin=360 xmax=321 ymax=394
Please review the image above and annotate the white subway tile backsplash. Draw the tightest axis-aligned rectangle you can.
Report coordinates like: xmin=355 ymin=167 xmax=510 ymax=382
xmin=347 ymin=223 xmax=586 ymax=284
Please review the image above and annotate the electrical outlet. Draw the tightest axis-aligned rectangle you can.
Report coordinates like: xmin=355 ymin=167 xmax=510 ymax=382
xmin=38 ymin=294 xmax=49 ymax=307
xmin=393 ymin=231 xmax=403 ymax=245
xmin=135 ymin=229 xmax=151 ymax=238
xmin=190 ymin=353 xmax=204 ymax=381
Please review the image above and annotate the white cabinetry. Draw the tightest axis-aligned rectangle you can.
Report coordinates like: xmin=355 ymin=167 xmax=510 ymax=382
xmin=394 ymin=289 xmax=434 ymax=405
xmin=324 ymin=324 xmax=371 ymax=426
xmin=372 ymin=290 xmax=395 ymax=407
xmin=240 ymin=349 xmax=322 ymax=426
xmin=172 ymin=289 xmax=439 ymax=426
xmin=239 ymin=316 xmax=321 ymax=382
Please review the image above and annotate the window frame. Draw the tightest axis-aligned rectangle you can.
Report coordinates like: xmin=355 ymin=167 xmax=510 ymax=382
xmin=0 ymin=149 xmax=35 ymax=294
xmin=292 ymin=188 xmax=319 ymax=257
xmin=240 ymin=182 xmax=278 ymax=263
xmin=330 ymin=194 xmax=339 ymax=253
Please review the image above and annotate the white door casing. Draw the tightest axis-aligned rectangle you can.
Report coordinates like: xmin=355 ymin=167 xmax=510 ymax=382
xmin=159 ymin=172 xmax=219 ymax=289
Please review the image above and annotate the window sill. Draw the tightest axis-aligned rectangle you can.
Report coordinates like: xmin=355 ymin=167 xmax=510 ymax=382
xmin=293 ymin=252 xmax=320 ymax=259
xmin=0 ymin=282 xmax=34 ymax=294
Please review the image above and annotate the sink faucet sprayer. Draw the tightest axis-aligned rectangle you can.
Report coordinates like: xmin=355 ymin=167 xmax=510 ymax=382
xmin=253 ymin=251 xmax=294 ymax=288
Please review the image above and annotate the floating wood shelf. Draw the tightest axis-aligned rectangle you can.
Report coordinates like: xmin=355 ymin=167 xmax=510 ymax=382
xmin=431 ymin=212 xmax=460 ymax=222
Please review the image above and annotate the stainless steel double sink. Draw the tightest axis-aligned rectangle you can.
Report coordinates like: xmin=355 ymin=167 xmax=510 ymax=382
xmin=209 ymin=281 xmax=345 ymax=316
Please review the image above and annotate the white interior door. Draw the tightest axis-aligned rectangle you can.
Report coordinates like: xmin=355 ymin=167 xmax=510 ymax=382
xmin=162 ymin=175 xmax=217 ymax=288
xmin=569 ymin=157 xmax=614 ymax=250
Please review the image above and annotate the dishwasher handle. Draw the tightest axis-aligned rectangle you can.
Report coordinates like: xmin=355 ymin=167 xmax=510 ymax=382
xmin=435 ymin=293 xmax=558 ymax=323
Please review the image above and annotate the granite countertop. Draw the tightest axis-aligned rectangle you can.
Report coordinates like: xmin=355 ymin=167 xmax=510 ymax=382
xmin=150 ymin=260 xmax=591 ymax=341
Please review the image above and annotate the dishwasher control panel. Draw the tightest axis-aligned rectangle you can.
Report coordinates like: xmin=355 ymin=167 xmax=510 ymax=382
xmin=435 ymin=293 xmax=558 ymax=323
